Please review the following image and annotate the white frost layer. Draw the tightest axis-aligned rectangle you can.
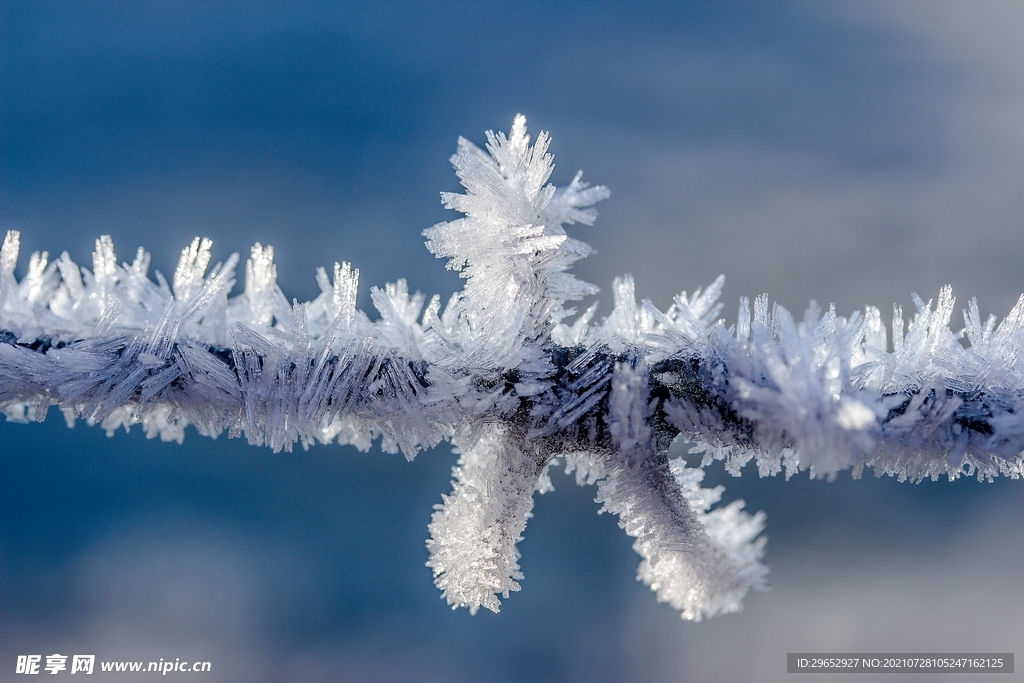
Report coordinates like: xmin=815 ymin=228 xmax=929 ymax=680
xmin=1 ymin=115 xmax=1020 ymax=620
xmin=426 ymin=423 xmax=541 ymax=614
xmin=596 ymin=362 xmax=767 ymax=620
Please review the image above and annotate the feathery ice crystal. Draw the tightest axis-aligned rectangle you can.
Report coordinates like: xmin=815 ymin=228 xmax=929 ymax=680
xmin=1 ymin=116 xmax=1021 ymax=620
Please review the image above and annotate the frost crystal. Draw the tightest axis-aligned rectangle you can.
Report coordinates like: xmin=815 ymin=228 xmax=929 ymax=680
xmin=1 ymin=116 xmax=1020 ymax=620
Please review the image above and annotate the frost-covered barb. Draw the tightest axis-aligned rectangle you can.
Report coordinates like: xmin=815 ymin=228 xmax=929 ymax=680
xmin=1 ymin=116 xmax=1022 ymax=620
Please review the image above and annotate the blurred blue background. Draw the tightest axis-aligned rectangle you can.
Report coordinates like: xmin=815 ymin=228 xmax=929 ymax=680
xmin=3 ymin=2 xmax=1024 ymax=681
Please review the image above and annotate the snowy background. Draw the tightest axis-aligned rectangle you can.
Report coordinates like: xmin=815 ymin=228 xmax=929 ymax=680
xmin=2 ymin=2 xmax=1024 ymax=681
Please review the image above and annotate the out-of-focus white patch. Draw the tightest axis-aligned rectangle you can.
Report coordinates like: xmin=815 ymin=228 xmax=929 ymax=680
xmin=836 ymin=398 xmax=876 ymax=431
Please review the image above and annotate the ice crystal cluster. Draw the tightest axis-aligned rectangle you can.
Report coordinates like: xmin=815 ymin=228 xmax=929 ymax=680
xmin=1 ymin=116 xmax=1022 ymax=620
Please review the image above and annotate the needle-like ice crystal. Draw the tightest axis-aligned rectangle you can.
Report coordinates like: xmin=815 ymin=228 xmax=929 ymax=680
xmin=1 ymin=116 xmax=1021 ymax=619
